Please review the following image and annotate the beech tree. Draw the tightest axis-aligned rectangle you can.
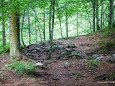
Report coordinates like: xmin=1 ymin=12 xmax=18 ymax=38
xmin=9 ymin=0 xmax=20 ymax=60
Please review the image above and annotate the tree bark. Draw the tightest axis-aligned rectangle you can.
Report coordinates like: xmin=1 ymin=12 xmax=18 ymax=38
xmin=21 ymin=10 xmax=26 ymax=47
xmin=9 ymin=0 xmax=20 ymax=60
xmin=48 ymin=0 xmax=55 ymax=59
xmin=1 ymin=0 xmax=6 ymax=47
xmin=108 ymin=0 xmax=114 ymax=28
xmin=76 ymin=12 xmax=79 ymax=36
xmin=65 ymin=10 xmax=69 ymax=38
xmin=92 ymin=0 xmax=96 ymax=32
xmin=43 ymin=8 xmax=46 ymax=41
xmin=96 ymin=0 xmax=100 ymax=30
xmin=28 ymin=9 xmax=31 ymax=44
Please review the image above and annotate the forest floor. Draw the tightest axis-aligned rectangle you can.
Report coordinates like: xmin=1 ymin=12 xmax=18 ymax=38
xmin=0 ymin=33 xmax=115 ymax=86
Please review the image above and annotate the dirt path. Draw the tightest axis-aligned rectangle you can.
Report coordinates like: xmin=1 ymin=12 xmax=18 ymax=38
xmin=0 ymin=35 xmax=115 ymax=86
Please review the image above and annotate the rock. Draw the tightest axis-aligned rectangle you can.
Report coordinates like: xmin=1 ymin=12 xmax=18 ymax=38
xmin=92 ymin=54 xmax=100 ymax=58
xmin=94 ymin=56 xmax=104 ymax=61
xmin=107 ymin=57 xmax=115 ymax=63
xmin=86 ymin=51 xmax=95 ymax=56
xmin=35 ymin=62 xmax=44 ymax=68
xmin=66 ymin=43 xmax=76 ymax=48
xmin=112 ymin=54 xmax=115 ymax=57
xmin=63 ymin=62 xmax=71 ymax=68
xmin=71 ymin=51 xmax=82 ymax=59
xmin=43 ymin=60 xmax=52 ymax=65
xmin=31 ymin=50 xmax=37 ymax=53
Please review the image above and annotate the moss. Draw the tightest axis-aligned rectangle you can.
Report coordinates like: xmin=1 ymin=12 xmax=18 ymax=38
xmin=5 ymin=61 xmax=36 ymax=75
xmin=99 ymin=40 xmax=115 ymax=51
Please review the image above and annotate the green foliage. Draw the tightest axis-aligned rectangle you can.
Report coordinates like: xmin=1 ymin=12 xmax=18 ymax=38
xmin=73 ymin=71 xmax=83 ymax=78
xmin=101 ymin=30 xmax=111 ymax=38
xmin=0 ymin=75 xmax=3 ymax=80
xmin=99 ymin=40 xmax=115 ymax=51
xmin=0 ymin=71 xmax=5 ymax=80
xmin=5 ymin=61 xmax=36 ymax=75
xmin=101 ymin=28 xmax=115 ymax=38
xmin=86 ymin=59 xmax=100 ymax=70
xmin=0 ymin=45 xmax=10 ymax=54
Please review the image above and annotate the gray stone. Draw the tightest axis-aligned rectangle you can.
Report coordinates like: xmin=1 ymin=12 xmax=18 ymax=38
xmin=94 ymin=56 xmax=104 ymax=61
xmin=71 ymin=51 xmax=82 ymax=59
xmin=66 ymin=43 xmax=76 ymax=48
xmin=107 ymin=57 xmax=115 ymax=63
xmin=35 ymin=62 xmax=44 ymax=68
xmin=112 ymin=54 xmax=115 ymax=57
xmin=63 ymin=62 xmax=71 ymax=68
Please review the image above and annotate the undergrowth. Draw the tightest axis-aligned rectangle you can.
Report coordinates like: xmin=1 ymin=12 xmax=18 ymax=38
xmin=5 ymin=61 xmax=36 ymax=75
xmin=99 ymin=40 xmax=115 ymax=51
xmin=0 ymin=45 xmax=10 ymax=54
xmin=86 ymin=59 xmax=101 ymax=70
xmin=96 ymin=28 xmax=115 ymax=53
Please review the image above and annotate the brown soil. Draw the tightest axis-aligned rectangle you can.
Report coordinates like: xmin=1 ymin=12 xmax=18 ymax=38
xmin=0 ymin=34 xmax=115 ymax=86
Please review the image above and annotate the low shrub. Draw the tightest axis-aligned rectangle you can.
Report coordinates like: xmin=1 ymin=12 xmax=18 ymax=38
xmin=99 ymin=40 xmax=115 ymax=51
xmin=86 ymin=59 xmax=100 ymax=70
xmin=0 ymin=45 xmax=10 ymax=54
xmin=5 ymin=61 xmax=36 ymax=75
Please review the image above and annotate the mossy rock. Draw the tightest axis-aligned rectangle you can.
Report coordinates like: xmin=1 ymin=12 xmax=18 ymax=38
xmin=66 ymin=43 xmax=76 ymax=48
xmin=70 ymin=51 xmax=82 ymax=59
xmin=107 ymin=57 xmax=115 ymax=63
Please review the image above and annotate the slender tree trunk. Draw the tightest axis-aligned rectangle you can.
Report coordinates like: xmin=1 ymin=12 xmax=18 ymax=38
xmin=65 ymin=10 xmax=69 ymax=38
xmin=2 ymin=0 xmax=6 ymax=47
xmin=108 ymin=0 xmax=114 ymax=28
xmin=9 ymin=0 xmax=20 ymax=60
xmin=48 ymin=0 xmax=55 ymax=59
xmin=59 ymin=18 xmax=63 ymax=38
xmin=100 ymin=1 xmax=104 ymax=29
xmin=51 ymin=0 xmax=55 ymax=40
xmin=28 ymin=9 xmax=31 ymax=44
xmin=35 ymin=19 xmax=38 ymax=43
xmin=43 ymin=8 xmax=46 ymax=41
xmin=33 ymin=9 xmax=42 ymax=42
xmin=96 ymin=0 xmax=100 ymax=30
xmin=92 ymin=0 xmax=96 ymax=32
xmin=21 ymin=10 xmax=26 ymax=47
xmin=76 ymin=12 xmax=79 ymax=36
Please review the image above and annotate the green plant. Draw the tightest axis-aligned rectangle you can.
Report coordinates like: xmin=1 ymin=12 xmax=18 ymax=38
xmin=0 ymin=45 xmax=10 ymax=54
xmin=86 ymin=59 xmax=100 ymax=70
xmin=0 ymin=71 xmax=5 ymax=80
xmin=101 ymin=28 xmax=115 ymax=38
xmin=99 ymin=40 xmax=115 ymax=51
xmin=73 ymin=71 xmax=82 ymax=78
xmin=5 ymin=61 xmax=36 ymax=75
xmin=101 ymin=30 xmax=111 ymax=38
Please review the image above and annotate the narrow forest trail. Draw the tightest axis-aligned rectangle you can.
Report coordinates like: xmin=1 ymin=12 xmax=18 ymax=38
xmin=0 ymin=34 xmax=115 ymax=86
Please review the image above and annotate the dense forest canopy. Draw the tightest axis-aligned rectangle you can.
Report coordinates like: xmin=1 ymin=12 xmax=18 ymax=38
xmin=0 ymin=0 xmax=114 ymax=59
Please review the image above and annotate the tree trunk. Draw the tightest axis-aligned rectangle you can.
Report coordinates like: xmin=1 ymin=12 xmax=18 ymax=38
xmin=100 ymin=1 xmax=104 ymax=29
xmin=59 ymin=18 xmax=63 ymax=38
xmin=76 ymin=12 xmax=79 ymax=36
xmin=92 ymin=0 xmax=96 ymax=32
xmin=21 ymin=10 xmax=26 ymax=47
xmin=9 ymin=0 xmax=20 ymax=60
xmin=108 ymin=0 xmax=114 ymax=28
xmin=43 ymin=8 xmax=46 ymax=41
xmin=28 ymin=9 xmax=31 ymax=44
xmin=48 ymin=0 xmax=55 ymax=59
xmin=96 ymin=0 xmax=100 ymax=30
xmin=1 ymin=0 xmax=6 ymax=47
xmin=65 ymin=10 xmax=69 ymax=38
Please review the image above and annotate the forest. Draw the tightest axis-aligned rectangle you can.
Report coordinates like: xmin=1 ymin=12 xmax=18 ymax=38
xmin=0 ymin=0 xmax=115 ymax=86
